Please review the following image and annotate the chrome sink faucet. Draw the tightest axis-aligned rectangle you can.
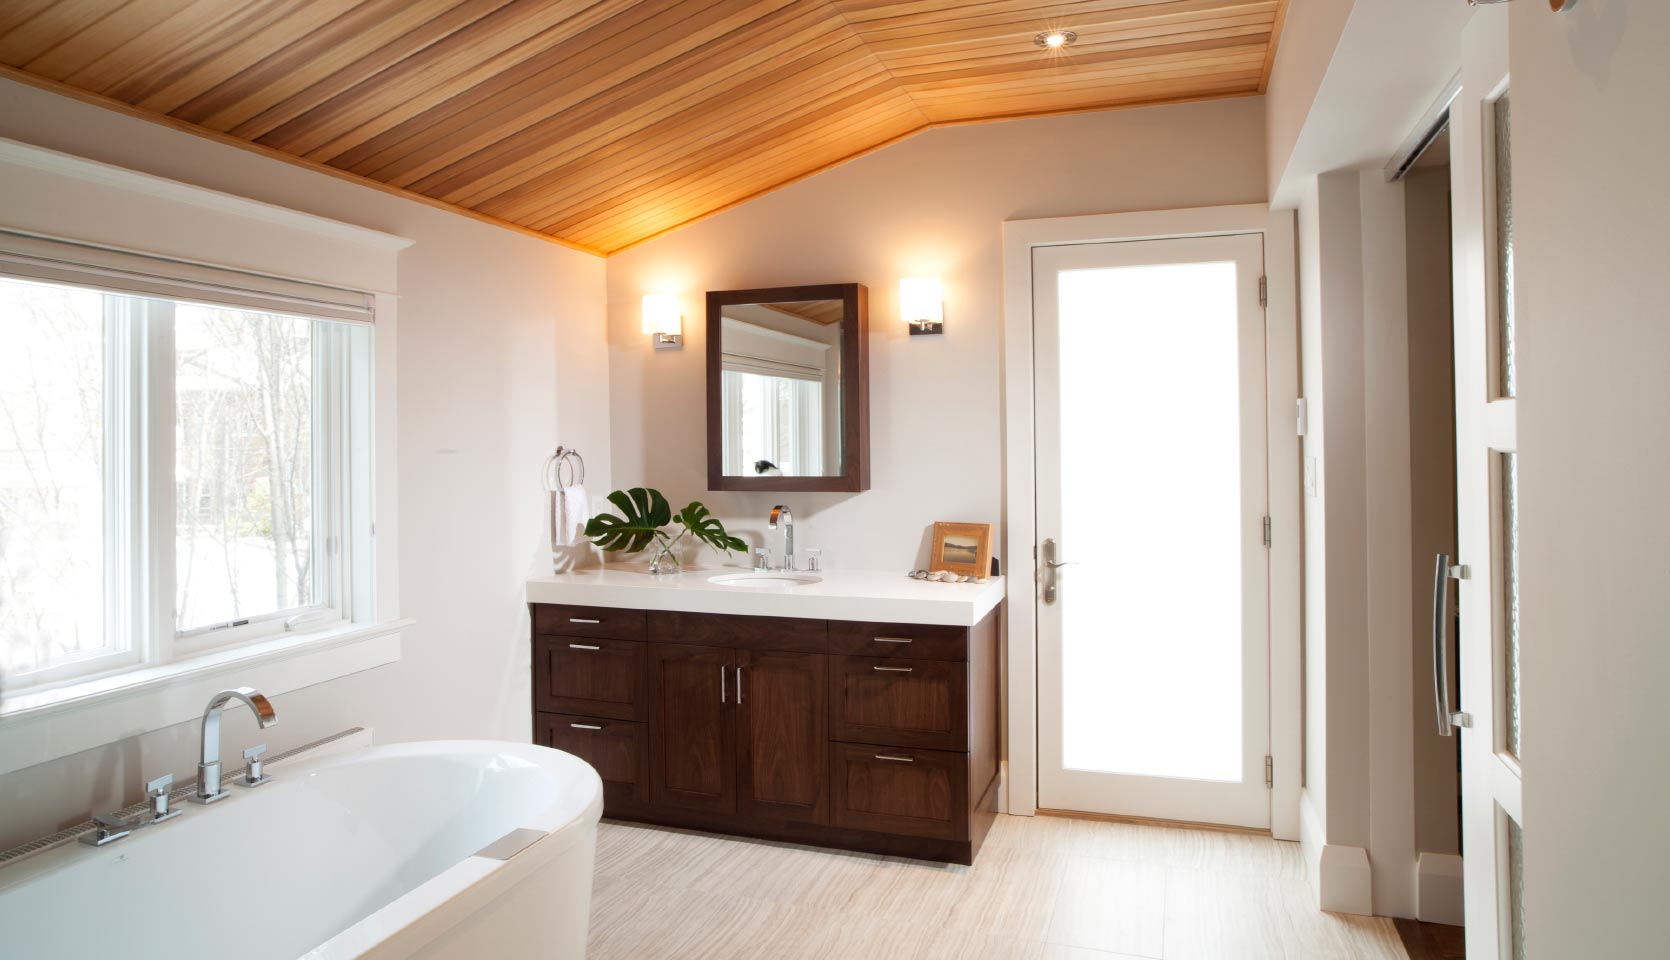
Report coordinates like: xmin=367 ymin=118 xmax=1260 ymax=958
xmin=193 ymin=687 xmax=277 ymax=804
xmin=769 ymin=505 xmax=795 ymax=571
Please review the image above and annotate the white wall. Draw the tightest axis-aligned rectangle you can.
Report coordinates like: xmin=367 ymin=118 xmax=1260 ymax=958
xmin=1511 ymin=1 xmax=1670 ymax=954
xmin=0 ymin=77 xmax=608 ymax=849
xmin=604 ymin=98 xmax=1268 ymax=572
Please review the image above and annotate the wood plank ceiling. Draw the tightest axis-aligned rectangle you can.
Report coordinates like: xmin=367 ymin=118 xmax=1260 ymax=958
xmin=0 ymin=1 xmax=1286 ymax=255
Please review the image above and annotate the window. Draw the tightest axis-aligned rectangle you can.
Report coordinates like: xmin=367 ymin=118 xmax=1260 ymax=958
xmin=0 ymin=269 xmax=373 ymax=692
xmin=721 ymin=368 xmax=825 ymax=476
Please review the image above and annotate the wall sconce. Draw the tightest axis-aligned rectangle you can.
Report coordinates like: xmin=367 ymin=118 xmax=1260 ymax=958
xmin=642 ymin=294 xmax=682 ymax=349
xmin=900 ymin=277 xmax=944 ymax=336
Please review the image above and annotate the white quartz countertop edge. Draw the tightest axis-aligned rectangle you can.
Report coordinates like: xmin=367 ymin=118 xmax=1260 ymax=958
xmin=525 ymin=567 xmax=1006 ymax=627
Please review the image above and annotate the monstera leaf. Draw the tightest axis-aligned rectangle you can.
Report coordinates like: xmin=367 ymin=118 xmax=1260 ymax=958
xmin=676 ymin=502 xmax=747 ymax=555
xmin=584 ymin=487 xmax=673 ymax=553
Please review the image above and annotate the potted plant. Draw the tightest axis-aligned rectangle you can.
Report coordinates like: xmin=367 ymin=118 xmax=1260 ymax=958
xmin=583 ymin=487 xmax=746 ymax=575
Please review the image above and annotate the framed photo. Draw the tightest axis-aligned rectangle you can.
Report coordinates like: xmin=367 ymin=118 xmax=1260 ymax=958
xmin=930 ymin=521 xmax=993 ymax=577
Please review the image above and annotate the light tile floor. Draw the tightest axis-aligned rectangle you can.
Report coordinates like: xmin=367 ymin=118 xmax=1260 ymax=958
xmin=589 ymin=815 xmax=1409 ymax=959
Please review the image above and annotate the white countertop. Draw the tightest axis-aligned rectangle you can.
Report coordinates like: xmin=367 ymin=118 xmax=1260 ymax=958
xmin=526 ymin=564 xmax=1006 ymax=627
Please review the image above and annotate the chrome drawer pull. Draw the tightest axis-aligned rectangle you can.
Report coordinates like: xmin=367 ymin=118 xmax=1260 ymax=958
xmin=568 ymin=643 xmax=601 ymax=651
xmin=569 ymin=617 xmax=602 ymax=624
xmin=570 ymin=723 xmax=602 ymax=731
xmin=874 ymin=755 xmax=914 ymax=763
xmin=873 ymin=665 xmax=914 ymax=673
xmin=875 ymin=637 xmax=913 ymax=644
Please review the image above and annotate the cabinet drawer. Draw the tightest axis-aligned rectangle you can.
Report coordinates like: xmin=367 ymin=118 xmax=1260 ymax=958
xmin=649 ymin=610 xmax=826 ymax=653
xmin=533 ymin=604 xmax=646 ymax=641
xmin=830 ymin=656 xmax=966 ymax=751
xmin=537 ymin=713 xmax=648 ymax=806
xmin=830 ymin=743 xmax=967 ymax=841
xmin=829 ymin=620 xmax=967 ymax=661
xmin=535 ymin=636 xmax=644 ymax=720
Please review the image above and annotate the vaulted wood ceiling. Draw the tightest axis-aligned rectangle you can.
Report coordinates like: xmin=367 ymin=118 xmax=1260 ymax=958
xmin=0 ymin=1 xmax=1286 ymax=255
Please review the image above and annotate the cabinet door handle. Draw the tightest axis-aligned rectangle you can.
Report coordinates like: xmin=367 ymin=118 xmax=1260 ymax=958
xmin=875 ymin=637 xmax=913 ymax=644
xmin=568 ymin=643 xmax=600 ymax=651
xmin=873 ymin=665 xmax=914 ymax=673
xmin=569 ymin=617 xmax=601 ymax=624
xmin=736 ymin=666 xmax=744 ymax=703
xmin=874 ymin=755 xmax=914 ymax=763
xmin=720 ymin=665 xmax=727 ymax=704
xmin=570 ymin=723 xmax=602 ymax=731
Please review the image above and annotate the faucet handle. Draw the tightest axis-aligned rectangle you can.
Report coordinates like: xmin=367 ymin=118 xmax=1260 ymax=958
xmin=144 ymin=773 xmax=182 ymax=823
xmin=146 ymin=773 xmax=173 ymax=798
xmin=241 ymin=743 xmax=272 ymax=787
xmin=805 ymin=548 xmax=823 ymax=573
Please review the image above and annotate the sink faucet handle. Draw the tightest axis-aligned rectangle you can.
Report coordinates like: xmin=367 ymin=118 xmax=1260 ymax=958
xmin=753 ymin=547 xmax=771 ymax=572
xmin=146 ymin=773 xmax=173 ymax=798
xmin=241 ymin=743 xmax=272 ymax=787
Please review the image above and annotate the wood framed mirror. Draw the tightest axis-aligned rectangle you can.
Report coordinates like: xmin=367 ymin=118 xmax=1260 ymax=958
xmin=706 ymin=283 xmax=869 ymax=492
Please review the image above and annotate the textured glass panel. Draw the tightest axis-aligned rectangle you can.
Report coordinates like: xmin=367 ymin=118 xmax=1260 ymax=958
xmin=174 ymin=305 xmax=315 ymax=630
xmin=1503 ymin=452 xmax=1521 ymax=757
xmin=1495 ymin=94 xmax=1517 ymax=397
xmin=1057 ymin=261 xmax=1243 ymax=781
xmin=0 ymin=277 xmax=112 ymax=674
xmin=1508 ymin=816 xmax=1527 ymax=960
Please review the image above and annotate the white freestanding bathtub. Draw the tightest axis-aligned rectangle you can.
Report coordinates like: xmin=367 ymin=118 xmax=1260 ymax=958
xmin=0 ymin=740 xmax=603 ymax=959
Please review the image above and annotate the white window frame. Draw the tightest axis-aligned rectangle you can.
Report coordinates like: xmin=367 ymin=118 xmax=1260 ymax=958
xmin=0 ymin=139 xmax=409 ymax=780
xmin=0 ymin=281 xmax=373 ymax=693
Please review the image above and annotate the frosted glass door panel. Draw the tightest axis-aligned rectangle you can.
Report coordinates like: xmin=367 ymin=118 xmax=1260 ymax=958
xmin=1033 ymin=232 xmax=1270 ymax=829
xmin=1056 ymin=262 xmax=1243 ymax=782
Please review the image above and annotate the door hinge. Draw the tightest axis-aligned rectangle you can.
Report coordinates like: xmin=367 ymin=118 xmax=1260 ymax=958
xmin=1258 ymin=276 xmax=1268 ymax=308
xmin=1262 ymin=516 xmax=1272 ymax=548
xmin=1264 ymin=755 xmax=1274 ymax=789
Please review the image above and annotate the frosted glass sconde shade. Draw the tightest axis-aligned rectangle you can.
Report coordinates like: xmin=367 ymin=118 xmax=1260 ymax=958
xmin=642 ymin=294 xmax=682 ymax=348
xmin=900 ymin=277 xmax=944 ymax=335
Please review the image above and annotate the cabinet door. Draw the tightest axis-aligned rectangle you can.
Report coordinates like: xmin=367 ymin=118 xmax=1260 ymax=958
xmin=535 ymin=636 xmax=644 ymax=720
xmin=737 ymin=650 xmax=828 ymax=824
xmin=648 ymin=642 xmax=736 ymax=814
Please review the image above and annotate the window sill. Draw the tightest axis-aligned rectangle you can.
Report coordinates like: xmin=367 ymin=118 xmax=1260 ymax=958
xmin=0 ymin=620 xmax=407 ymax=777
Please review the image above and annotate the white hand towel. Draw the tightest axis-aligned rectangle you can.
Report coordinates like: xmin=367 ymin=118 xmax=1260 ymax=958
xmin=553 ymin=484 xmax=590 ymax=547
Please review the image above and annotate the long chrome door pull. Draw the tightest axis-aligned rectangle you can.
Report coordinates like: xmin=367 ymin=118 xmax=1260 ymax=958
xmin=1431 ymin=554 xmax=1473 ymax=736
xmin=569 ymin=617 xmax=602 ymax=624
xmin=570 ymin=723 xmax=603 ymax=731
xmin=736 ymin=666 xmax=744 ymax=703
xmin=875 ymin=637 xmax=913 ymax=644
xmin=568 ymin=643 xmax=601 ymax=650
xmin=720 ymin=665 xmax=727 ymax=704
xmin=874 ymin=755 xmax=914 ymax=763
xmin=873 ymin=665 xmax=914 ymax=673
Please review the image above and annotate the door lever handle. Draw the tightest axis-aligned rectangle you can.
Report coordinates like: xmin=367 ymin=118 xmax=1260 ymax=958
xmin=1041 ymin=538 xmax=1071 ymax=604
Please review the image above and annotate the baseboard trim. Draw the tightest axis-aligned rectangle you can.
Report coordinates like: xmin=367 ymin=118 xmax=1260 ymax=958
xmin=1298 ymin=789 xmax=1374 ymax=915
xmin=1417 ymin=851 xmax=1465 ymax=925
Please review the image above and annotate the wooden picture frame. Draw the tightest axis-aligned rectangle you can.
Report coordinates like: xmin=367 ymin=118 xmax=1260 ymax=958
xmin=930 ymin=522 xmax=993 ymax=577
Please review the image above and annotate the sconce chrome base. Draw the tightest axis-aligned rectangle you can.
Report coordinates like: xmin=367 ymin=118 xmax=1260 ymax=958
xmin=907 ymin=321 xmax=943 ymax=336
xmin=652 ymin=333 xmax=683 ymax=350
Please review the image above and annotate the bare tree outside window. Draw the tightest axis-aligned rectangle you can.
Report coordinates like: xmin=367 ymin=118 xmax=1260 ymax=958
xmin=175 ymin=305 xmax=314 ymax=631
xmin=0 ymin=279 xmax=108 ymax=676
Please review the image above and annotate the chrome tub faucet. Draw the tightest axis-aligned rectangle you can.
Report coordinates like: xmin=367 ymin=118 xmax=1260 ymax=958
xmin=193 ymin=687 xmax=277 ymax=804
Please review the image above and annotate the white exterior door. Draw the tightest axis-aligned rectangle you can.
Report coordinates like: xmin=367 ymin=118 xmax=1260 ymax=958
xmin=1446 ymin=6 xmax=1524 ymax=957
xmin=1033 ymin=233 xmax=1271 ymax=829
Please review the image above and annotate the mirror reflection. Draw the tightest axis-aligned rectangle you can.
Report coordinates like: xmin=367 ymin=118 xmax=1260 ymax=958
xmin=717 ymin=300 xmax=843 ymax=478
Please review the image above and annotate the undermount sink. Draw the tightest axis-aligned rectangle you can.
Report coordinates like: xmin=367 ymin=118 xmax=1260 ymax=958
xmin=708 ymin=572 xmax=823 ymax=588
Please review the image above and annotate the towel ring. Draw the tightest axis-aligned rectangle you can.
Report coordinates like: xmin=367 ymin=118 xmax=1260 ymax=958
xmin=542 ymin=447 xmax=586 ymax=492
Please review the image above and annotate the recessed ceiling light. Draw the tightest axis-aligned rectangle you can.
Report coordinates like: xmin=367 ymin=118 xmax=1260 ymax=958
xmin=1034 ymin=30 xmax=1077 ymax=49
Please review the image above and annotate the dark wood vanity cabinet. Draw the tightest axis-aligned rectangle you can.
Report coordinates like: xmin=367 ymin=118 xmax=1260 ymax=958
xmin=531 ymin=603 xmax=1000 ymax=864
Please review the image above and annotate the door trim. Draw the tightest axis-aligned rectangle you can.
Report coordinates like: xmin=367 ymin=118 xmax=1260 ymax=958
xmin=999 ymin=203 xmax=1301 ymax=839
